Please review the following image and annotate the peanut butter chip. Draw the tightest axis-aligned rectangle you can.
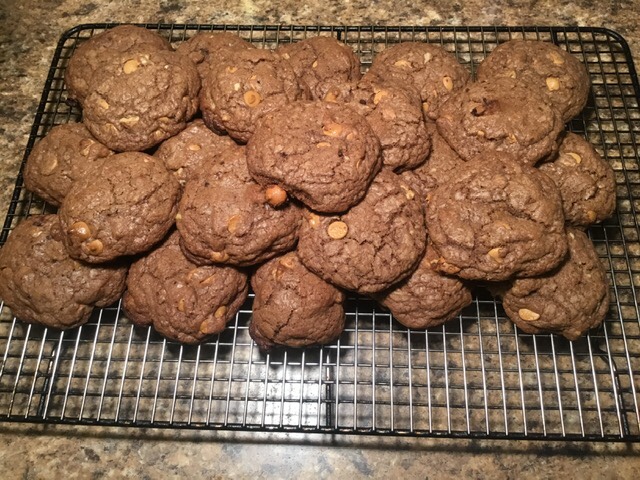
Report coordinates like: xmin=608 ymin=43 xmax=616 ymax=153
xmin=119 ymin=115 xmax=140 ymax=126
xmin=567 ymin=152 xmax=582 ymax=164
xmin=85 ymin=239 xmax=104 ymax=255
xmin=243 ymin=90 xmax=262 ymax=107
xmin=187 ymin=143 xmax=201 ymax=151
xmin=549 ymin=52 xmax=566 ymax=65
xmin=210 ymin=251 xmax=230 ymax=262
xmin=422 ymin=102 xmax=430 ymax=113
xmin=175 ymin=213 xmax=182 ymax=221
xmin=546 ymin=77 xmax=561 ymax=91
xmin=79 ymin=139 xmax=94 ymax=157
xmin=373 ymin=90 xmax=389 ymax=105
xmin=97 ymin=98 xmax=110 ymax=110
xmin=324 ymin=91 xmax=338 ymax=103
xmin=506 ymin=70 xmax=517 ymax=79
xmin=264 ymin=185 xmax=288 ymax=207
xmin=226 ymin=66 xmax=238 ymax=73
xmin=214 ymin=305 xmax=228 ymax=318
xmin=41 ymin=155 xmax=59 ymax=174
xmin=423 ymin=52 xmax=433 ymax=63
xmin=307 ymin=213 xmax=321 ymax=229
xmin=233 ymin=82 xmax=241 ymax=91
xmin=123 ymin=59 xmax=140 ymax=74
xmin=327 ymin=221 xmax=348 ymax=239
xmin=177 ymin=298 xmax=186 ymax=312
xmin=488 ymin=247 xmax=504 ymax=263
xmin=322 ymin=122 xmax=343 ymax=137
xmin=227 ymin=214 xmax=241 ymax=233
xmin=400 ymin=185 xmax=415 ymax=200
xmin=442 ymin=76 xmax=454 ymax=91
xmin=312 ymin=60 xmax=319 ymax=68
xmin=69 ymin=221 xmax=91 ymax=240
xmin=518 ymin=308 xmax=541 ymax=321
xmin=316 ymin=141 xmax=331 ymax=148
xmin=393 ymin=59 xmax=411 ymax=68
xmin=587 ymin=210 xmax=598 ymax=223
xmin=508 ymin=133 xmax=517 ymax=144
xmin=279 ymin=256 xmax=295 ymax=269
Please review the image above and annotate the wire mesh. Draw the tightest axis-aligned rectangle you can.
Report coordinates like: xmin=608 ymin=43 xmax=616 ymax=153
xmin=0 ymin=24 xmax=639 ymax=441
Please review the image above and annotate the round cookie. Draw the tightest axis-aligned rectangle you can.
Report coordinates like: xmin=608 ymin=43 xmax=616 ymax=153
xmin=277 ymin=36 xmax=361 ymax=100
xmin=538 ymin=132 xmax=616 ymax=228
xmin=83 ymin=50 xmax=200 ymax=152
xmin=176 ymin=31 xmax=255 ymax=77
xmin=373 ymin=244 xmax=473 ymax=329
xmin=153 ymin=119 xmax=238 ymax=188
xmin=364 ymin=42 xmax=471 ymax=120
xmin=476 ymin=39 xmax=590 ymax=122
xmin=492 ymin=228 xmax=609 ymax=340
xmin=297 ymin=170 xmax=426 ymax=294
xmin=247 ymin=100 xmax=381 ymax=213
xmin=65 ymin=24 xmax=172 ymax=104
xmin=0 ymin=215 xmax=127 ymax=329
xmin=24 ymin=123 xmax=113 ymax=206
xmin=123 ymin=231 xmax=248 ymax=344
xmin=249 ymin=252 xmax=346 ymax=351
xmin=58 ymin=152 xmax=180 ymax=263
xmin=426 ymin=154 xmax=568 ymax=281
xmin=436 ymin=77 xmax=564 ymax=166
xmin=199 ymin=48 xmax=308 ymax=142
xmin=177 ymin=145 xmax=302 ymax=267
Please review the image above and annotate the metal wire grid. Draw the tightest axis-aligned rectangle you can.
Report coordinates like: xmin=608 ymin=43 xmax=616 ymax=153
xmin=0 ymin=25 xmax=639 ymax=441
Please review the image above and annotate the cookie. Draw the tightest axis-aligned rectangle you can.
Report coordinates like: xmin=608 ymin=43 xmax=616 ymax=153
xmin=426 ymin=154 xmax=568 ymax=281
xmin=176 ymin=31 xmax=255 ymax=77
xmin=153 ymin=119 xmax=238 ymax=188
xmin=364 ymin=42 xmax=471 ymax=120
xmin=65 ymin=25 xmax=172 ymax=104
xmin=436 ymin=77 xmax=564 ymax=166
xmin=277 ymin=36 xmax=361 ymax=100
xmin=58 ymin=152 xmax=180 ymax=263
xmin=177 ymin=145 xmax=302 ymax=266
xmin=83 ymin=50 xmax=200 ymax=152
xmin=334 ymin=76 xmax=431 ymax=171
xmin=246 ymin=100 xmax=381 ymax=213
xmin=373 ymin=244 xmax=473 ymax=329
xmin=249 ymin=252 xmax=345 ymax=351
xmin=297 ymin=170 xmax=426 ymax=294
xmin=538 ymin=132 xmax=616 ymax=228
xmin=0 ymin=215 xmax=127 ymax=329
xmin=476 ymin=39 xmax=590 ymax=122
xmin=199 ymin=48 xmax=308 ymax=142
xmin=123 ymin=231 xmax=248 ymax=344
xmin=23 ymin=123 xmax=113 ymax=206
xmin=492 ymin=228 xmax=609 ymax=340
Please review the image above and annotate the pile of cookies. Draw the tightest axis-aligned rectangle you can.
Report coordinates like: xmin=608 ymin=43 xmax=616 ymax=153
xmin=0 ymin=26 xmax=615 ymax=349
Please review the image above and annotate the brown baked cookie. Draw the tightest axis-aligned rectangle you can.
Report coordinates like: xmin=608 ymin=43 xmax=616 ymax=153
xmin=0 ymin=215 xmax=127 ymax=329
xmin=123 ymin=231 xmax=248 ymax=344
xmin=153 ymin=119 xmax=238 ymax=188
xmin=364 ymin=42 xmax=471 ymax=120
xmin=538 ymin=132 xmax=616 ymax=228
xmin=23 ymin=123 xmax=113 ymax=206
xmin=65 ymin=25 xmax=172 ymax=104
xmin=436 ymin=77 xmax=564 ymax=166
xmin=58 ymin=152 xmax=180 ymax=263
xmin=176 ymin=31 xmax=255 ymax=77
xmin=177 ymin=145 xmax=301 ymax=266
xmin=492 ymin=228 xmax=609 ymax=340
xmin=247 ymin=100 xmax=381 ymax=213
xmin=373 ymin=244 xmax=473 ymax=329
xmin=426 ymin=154 xmax=568 ymax=281
xmin=199 ymin=48 xmax=308 ymax=142
xmin=249 ymin=252 xmax=345 ymax=351
xmin=277 ymin=36 xmax=361 ymax=100
xmin=335 ymin=76 xmax=431 ymax=171
xmin=476 ymin=39 xmax=590 ymax=122
xmin=297 ymin=170 xmax=426 ymax=294
xmin=83 ymin=50 xmax=200 ymax=152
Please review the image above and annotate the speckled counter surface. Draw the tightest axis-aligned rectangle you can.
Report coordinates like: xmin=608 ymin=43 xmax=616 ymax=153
xmin=1 ymin=1 xmax=640 ymax=478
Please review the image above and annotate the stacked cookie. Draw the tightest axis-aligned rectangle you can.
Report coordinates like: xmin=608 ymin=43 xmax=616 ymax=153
xmin=0 ymin=26 xmax=616 ymax=349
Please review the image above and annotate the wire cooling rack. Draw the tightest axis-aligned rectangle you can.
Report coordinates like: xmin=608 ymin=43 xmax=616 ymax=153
xmin=0 ymin=24 xmax=639 ymax=441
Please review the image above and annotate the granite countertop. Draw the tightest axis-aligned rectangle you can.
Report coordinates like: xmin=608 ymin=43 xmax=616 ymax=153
xmin=1 ymin=1 xmax=640 ymax=478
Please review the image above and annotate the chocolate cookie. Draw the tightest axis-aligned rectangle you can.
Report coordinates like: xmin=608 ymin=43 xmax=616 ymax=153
xmin=249 ymin=252 xmax=345 ymax=351
xmin=538 ymin=132 xmax=616 ymax=228
xmin=59 ymin=152 xmax=180 ymax=263
xmin=199 ymin=48 xmax=308 ymax=142
xmin=177 ymin=145 xmax=301 ymax=266
xmin=297 ymin=170 xmax=426 ymax=294
xmin=65 ymin=25 xmax=172 ymax=104
xmin=0 ymin=215 xmax=127 ymax=329
xmin=374 ymin=244 xmax=473 ymax=329
xmin=23 ymin=123 xmax=113 ymax=206
xmin=83 ymin=50 xmax=200 ymax=152
xmin=247 ymin=100 xmax=381 ymax=213
xmin=277 ymin=36 xmax=361 ymax=100
xmin=364 ymin=42 xmax=471 ymax=120
xmin=176 ymin=31 xmax=255 ymax=77
xmin=492 ymin=228 xmax=609 ymax=340
xmin=153 ymin=119 xmax=238 ymax=188
xmin=476 ymin=39 xmax=590 ymax=122
xmin=426 ymin=154 xmax=568 ymax=281
xmin=123 ymin=231 xmax=248 ymax=344
xmin=436 ymin=77 xmax=564 ymax=166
